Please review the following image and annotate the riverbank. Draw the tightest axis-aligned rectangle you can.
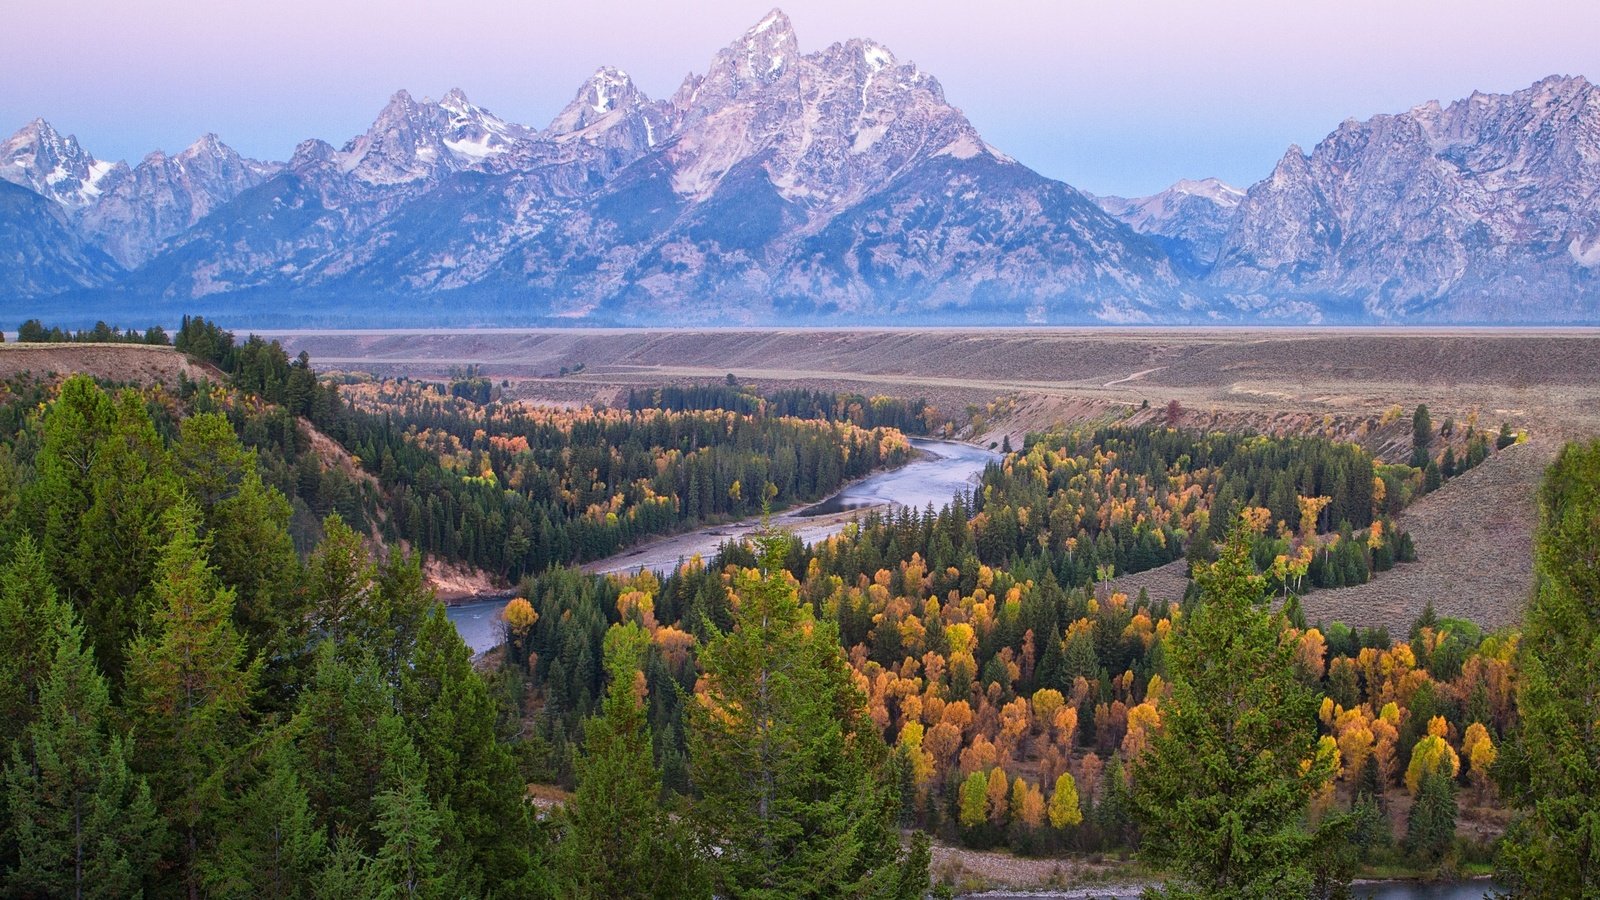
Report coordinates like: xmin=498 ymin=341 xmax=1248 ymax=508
xmin=583 ymin=436 xmax=988 ymax=576
xmin=446 ymin=437 xmax=998 ymax=653
xmin=932 ymin=845 xmax=1500 ymax=900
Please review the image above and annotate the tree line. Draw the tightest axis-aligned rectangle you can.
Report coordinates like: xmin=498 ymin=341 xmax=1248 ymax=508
xmin=628 ymin=383 xmax=938 ymax=434
xmin=12 ymin=318 xmax=171 ymax=345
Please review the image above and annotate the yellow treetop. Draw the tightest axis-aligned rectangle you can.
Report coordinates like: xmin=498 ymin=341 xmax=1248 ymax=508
xmin=1405 ymin=734 xmax=1462 ymax=794
xmin=1048 ymin=772 xmax=1083 ymax=829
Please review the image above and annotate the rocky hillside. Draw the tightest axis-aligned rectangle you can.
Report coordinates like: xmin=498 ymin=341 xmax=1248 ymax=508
xmin=4 ymin=12 xmax=1600 ymax=325
xmin=0 ymin=180 xmax=122 ymax=297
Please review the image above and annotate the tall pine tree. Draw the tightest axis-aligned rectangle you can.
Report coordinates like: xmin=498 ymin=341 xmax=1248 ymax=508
xmin=399 ymin=604 xmax=543 ymax=895
xmin=0 ymin=536 xmax=70 ymax=756
xmin=4 ymin=609 xmax=163 ymax=897
xmin=688 ymin=528 xmax=926 ymax=899
xmin=72 ymin=388 xmax=181 ymax=685
xmin=123 ymin=502 xmax=260 ymax=897
xmin=204 ymin=739 xmax=327 ymax=900
xmin=1497 ymin=440 xmax=1600 ymax=896
xmin=558 ymin=621 xmax=704 ymax=899
xmin=1131 ymin=525 xmax=1341 ymax=898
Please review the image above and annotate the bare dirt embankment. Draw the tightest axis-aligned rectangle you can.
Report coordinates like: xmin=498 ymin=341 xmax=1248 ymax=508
xmin=1106 ymin=438 xmax=1549 ymax=633
xmin=930 ymin=841 xmax=1147 ymax=896
xmin=1299 ymin=438 xmax=1549 ymax=632
xmin=272 ymin=328 xmax=1600 ymax=630
xmin=0 ymin=343 xmax=218 ymax=385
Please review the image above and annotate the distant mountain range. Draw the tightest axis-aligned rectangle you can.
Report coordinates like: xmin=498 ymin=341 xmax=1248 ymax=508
xmin=4 ymin=10 xmax=1598 ymax=326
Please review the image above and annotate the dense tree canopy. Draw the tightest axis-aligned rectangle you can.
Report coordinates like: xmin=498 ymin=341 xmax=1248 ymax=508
xmin=0 ymin=324 xmax=1573 ymax=896
xmin=1496 ymin=440 xmax=1600 ymax=897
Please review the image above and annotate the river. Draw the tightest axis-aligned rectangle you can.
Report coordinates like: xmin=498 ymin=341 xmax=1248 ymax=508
xmin=446 ymin=437 xmax=1000 ymax=653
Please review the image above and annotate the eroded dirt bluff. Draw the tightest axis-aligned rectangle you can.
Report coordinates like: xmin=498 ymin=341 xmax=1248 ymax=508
xmin=0 ymin=343 xmax=219 ymax=385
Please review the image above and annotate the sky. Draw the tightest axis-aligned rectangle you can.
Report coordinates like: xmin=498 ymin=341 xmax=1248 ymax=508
xmin=3 ymin=0 xmax=1594 ymax=197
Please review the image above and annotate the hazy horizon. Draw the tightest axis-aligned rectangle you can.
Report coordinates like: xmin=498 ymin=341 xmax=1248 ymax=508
xmin=5 ymin=0 xmax=1594 ymax=197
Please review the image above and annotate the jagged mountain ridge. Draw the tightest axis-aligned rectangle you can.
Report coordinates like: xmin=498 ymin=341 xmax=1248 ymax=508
xmin=93 ymin=8 xmax=1183 ymax=323
xmin=1209 ymin=74 xmax=1600 ymax=321
xmin=79 ymin=134 xmax=281 ymax=268
xmin=0 ymin=118 xmax=127 ymax=210
xmin=0 ymin=180 xmax=122 ymax=298
xmin=4 ymin=12 xmax=1600 ymax=324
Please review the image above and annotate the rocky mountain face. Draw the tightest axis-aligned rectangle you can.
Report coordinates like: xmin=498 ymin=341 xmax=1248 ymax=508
xmin=1 ymin=118 xmax=128 ymax=210
xmin=4 ymin=12 xmax=1599 ymax=325
xmin=1208 ymin=74 xmax=1600 ymax=322
xmin=108 ymin=9 xmax=1184 ymax=323
xmin=1 ymin=118 xmax=279 ymax=277
xmin=78 ymin=134 xmax=280 ymax=267
xmin=1096 ymin=178 xmax=1244 ymax=274
xmin=0 ymin=180 xmax=121 ymax=297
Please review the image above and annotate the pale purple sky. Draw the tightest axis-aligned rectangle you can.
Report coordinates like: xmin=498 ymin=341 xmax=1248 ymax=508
xmin=4 ymin=0 xmax=1593 ymax=196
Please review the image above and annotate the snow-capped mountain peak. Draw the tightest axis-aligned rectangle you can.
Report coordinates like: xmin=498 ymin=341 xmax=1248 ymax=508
xmin=672 ymin=8 xmax=803 ymax=124
xmin=549 ymin=68 xmax=650 ymax=134
xmin=438 ymin=88 xmax=526 ymax=160
xmin=1096 ymin=177 xmax=1247 ymax=272
xmin=328 ymin=88 xmax=531 ymax=184
xmin=180 ymin=132 xmax=226 ymax=158
xmin=1210 ymin=73 xmax=1600 ymax=320
xmin=5 ymin=15 xmax=1598 ymax=327
xmin=742 ymin=8 xmax=798 ymax=80
xmin=860 ymin=41 xmax=895 ymax=72
xmin=76 ymin=131 xmax=281 ymax=268
xmin=0 ymin=118 xmax=127 ymax=210
xmin=545 ymin=67 xmax=665 ymax=160
xmin=438 ymin=88 xmax=474 ymax=115
xmin=1168 ymin=177 xmax=1245 ymax=207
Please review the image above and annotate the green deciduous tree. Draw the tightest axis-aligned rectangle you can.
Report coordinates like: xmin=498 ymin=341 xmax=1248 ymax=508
xmin=1131 ymin=525 xmax=1340 ymax=898
xmin=1049 ymin=772 xmax=1083 ymax=829
xmin=959 ymin=770 xmax=990 ymax=829
xmin=1496 ymin=440 xmax=1600 ymax=897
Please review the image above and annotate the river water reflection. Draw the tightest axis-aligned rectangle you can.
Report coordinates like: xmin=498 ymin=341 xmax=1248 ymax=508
xmin=798 ymin=437 xmax=1000 ymax=516
xmin=446 ymin=437 xmax=999 ymax=653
